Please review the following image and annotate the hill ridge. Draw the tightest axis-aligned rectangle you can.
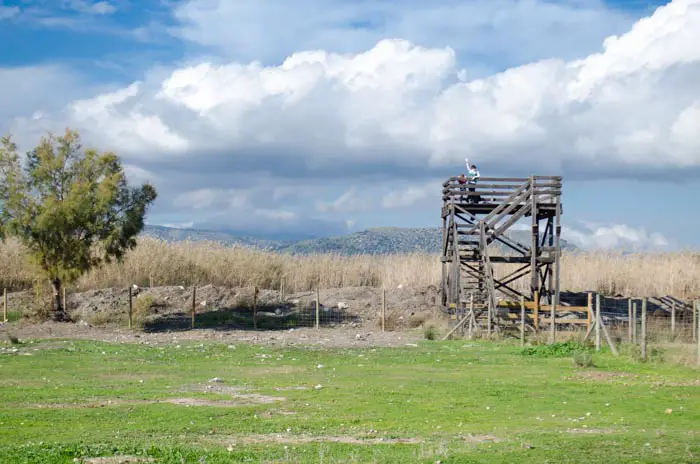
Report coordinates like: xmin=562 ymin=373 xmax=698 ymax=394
xmin=142 ymin=224 xmax=578 ymax=255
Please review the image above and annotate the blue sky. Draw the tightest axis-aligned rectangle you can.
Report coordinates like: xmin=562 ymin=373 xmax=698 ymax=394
xmin=2 ymin=0 xmax=699 ymax=251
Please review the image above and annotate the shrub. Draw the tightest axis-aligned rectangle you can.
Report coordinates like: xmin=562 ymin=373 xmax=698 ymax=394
xmin=521 ymin=341 xmax=590 ymax=358
xmin=424 ymin=325 xmax=439 ymax=340
xmin=573 ymin=351 xmax=594 ymax=368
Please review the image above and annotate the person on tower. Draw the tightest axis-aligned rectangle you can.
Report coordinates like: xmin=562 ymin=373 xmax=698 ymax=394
xmin=465 ymin=158 xmax=480 ymax=204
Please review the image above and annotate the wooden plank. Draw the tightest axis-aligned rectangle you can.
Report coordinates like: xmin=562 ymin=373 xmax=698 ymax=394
xmin=442 ymin=189 xmax=561 ymax=197
xmin=442 ymin=176 xmax=561 ymax=186
xmin=538 ymin=318 xmax=589 ymax=325
xmin=443 ymin=182 xmax=562 ymax=190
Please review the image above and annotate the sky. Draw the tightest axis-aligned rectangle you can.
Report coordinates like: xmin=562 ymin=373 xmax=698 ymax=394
xmin=1 ymin=0 xmax=699 ymax=251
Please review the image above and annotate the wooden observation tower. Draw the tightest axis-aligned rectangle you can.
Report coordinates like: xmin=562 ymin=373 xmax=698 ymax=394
xmin=440 ymin=176 xmax=563 ymax=327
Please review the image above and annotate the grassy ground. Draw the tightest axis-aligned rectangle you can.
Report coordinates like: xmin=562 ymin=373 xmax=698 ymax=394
xmin=1 ymin=336 xmax=699 ymax=463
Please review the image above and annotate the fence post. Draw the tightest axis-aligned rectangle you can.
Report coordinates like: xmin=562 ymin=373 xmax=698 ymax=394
xmin=520 ymin=295 xmax=525 ymax=347
xmin=627 ymin=298 xmax=632 ymax=343
xmin=487 ymin=294 xmax=492 ymax=338
xmin=693 ymin=301 xmax=698 ymax=343
xmin=468 ymin=292 xmax=474 ymax=339
xmin=550 ymin=294 xmax=556 ymax=343
xmin=671 ymin=300 xmax=676 ymax=338
xmin=315 ymin=288 xmax=320 ymax=330
xmin=3 ymin=288 xmax=7 ymax=323
xmin=595 ymin=293 xmax=601 ymax=351
xmin=696 ymin=301 xmax=700 ymax=367
xmin=62 ymin=287 xmax=67 ymax=314
xmin=587 ymin=292 xmax=592 ymax=334
xmin=641 ymin=298 xmax=647 ymax=361
xmin=253 ymin=286 xmax=258 ymax=329
xmin=632 ymin=302 xmax=637 ymax=344
xmin=280 ymin=277 xmax=285 ymax=303
xmin=381 ymin=288 xmax=386 ymax=332
xmin=533 ymin=291 xmax=539 ymax=333
xmin=191 ymin=285 xmax=196 ymax=330
xmin=128 ymin=287 xmax=133 ymax=329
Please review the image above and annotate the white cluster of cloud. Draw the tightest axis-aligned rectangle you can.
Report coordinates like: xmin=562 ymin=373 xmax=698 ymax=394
xmin=10 ymin=0 xmax=700 ymax=182
xmin=563 ymin=223 xmax=670 ymax=251
xmin=172 ymin=0 xmax=634 ymax=68
xmin=0 ymin=4 xmax=19 ymax=20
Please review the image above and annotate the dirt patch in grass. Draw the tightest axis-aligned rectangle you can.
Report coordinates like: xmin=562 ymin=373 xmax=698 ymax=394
xmin=566 ymin=428 xmax=617 ymax=434
xmin=26 ymin=394 xmax=285 ymax=409
xmin=568 ymin=371 xmax=636 ymax=382
xmin=214 ymin=434 xmax=423 ymax=445
xmin=164 ymin=395 xmax=284 ymax=407
xmin=82 ymin=457 xmax=154 ymax=463
xmin=274 ymin=386 xmax=310 ymax=391
xmin=459 ymin=433 xmax=501 ymax=443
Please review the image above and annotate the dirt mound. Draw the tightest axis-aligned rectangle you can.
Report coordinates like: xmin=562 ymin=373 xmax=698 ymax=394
xmin=8 ymin=284 xmax=441 ymax=328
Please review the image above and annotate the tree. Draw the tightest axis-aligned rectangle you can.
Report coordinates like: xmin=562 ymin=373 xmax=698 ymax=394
xmin=0 ymin=129 xmax=157 ymax=320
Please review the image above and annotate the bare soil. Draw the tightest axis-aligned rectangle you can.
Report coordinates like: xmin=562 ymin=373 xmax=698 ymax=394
xmin=2 ymin=284 xmax=437 ymax=347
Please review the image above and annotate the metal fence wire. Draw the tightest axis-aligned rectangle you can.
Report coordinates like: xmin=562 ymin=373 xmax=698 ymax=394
xmin=139 ymin=287 xmax=361 ymax=332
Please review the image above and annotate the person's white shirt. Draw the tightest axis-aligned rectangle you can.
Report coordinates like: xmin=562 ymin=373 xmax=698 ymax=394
xmin=465 ymin=158 xmax=480 ymax=183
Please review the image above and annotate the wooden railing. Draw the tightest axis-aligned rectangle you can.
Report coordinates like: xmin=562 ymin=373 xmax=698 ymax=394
xmin=441 ymin=176 xmax=562 ymax=205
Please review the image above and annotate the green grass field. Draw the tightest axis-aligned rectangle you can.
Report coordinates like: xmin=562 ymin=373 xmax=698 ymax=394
xmin=1 ymin=336 xmax=699 ymax=463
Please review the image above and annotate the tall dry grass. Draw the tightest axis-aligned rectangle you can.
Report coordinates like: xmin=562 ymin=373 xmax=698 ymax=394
xmin=1 ymin=237 xmax=699 ymax=299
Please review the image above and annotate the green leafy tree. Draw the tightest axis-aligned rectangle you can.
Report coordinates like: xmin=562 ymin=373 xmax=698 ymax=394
xmin=0 ymin=129 xmax=157 ymax=320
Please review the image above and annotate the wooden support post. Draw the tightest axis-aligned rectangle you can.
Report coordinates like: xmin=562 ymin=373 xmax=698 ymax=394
xmin=632 ymin=302 xmax=637 ymax=344
xmin=627 ymin=298 xmax=633 ymax=343
xmin=520 ymin=295 xmax=526 ymax=347
xmin=587 ymin=292 xmax=593 ymax=335
xmin=3 ymin=288 xmax=7 ymax=323
xmin=191 ymin=285 xmax=196 ymax=330
xmin=381 ymin=288 xmax=386 ymax=332
xmin=533 ymin=291 xmax=540 ymax=333
xmin=280 ymin=277 xmax=286 ymax=303
xmin=128 ymin=287 xmax=133 ymax=329
xmin=315 ymin=288 xmax=320 ymax=330
xmin=641 ymin=298 xmax=647 ymax=361
xmin=671 ymin=300 xmax=676 ymax=338
xmin=595 ymin=293 xmax=601 ymax=352
xmin=442 ymin=313 xmax=470 ymax=340
xmin=253 ymin=286 xmax=258 ymax=329
xmin=62 ymin=287 xmax=67 ymax=314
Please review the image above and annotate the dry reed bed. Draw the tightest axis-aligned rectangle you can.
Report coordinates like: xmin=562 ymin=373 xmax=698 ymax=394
xmin=1 ymin=237 xmax=699 ymax=299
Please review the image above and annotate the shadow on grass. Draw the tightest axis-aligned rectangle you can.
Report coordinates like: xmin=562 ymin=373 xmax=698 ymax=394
xmin=142 ymin=304 xmax=361 ymax=332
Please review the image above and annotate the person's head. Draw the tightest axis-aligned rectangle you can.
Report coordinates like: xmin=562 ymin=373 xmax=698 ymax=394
xmin=470 ymin=164 xmax=477 ymax=170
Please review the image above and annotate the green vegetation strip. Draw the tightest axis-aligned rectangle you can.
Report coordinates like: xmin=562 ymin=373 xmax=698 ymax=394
xmin=0 ymin=338 xmax=698 ymax=463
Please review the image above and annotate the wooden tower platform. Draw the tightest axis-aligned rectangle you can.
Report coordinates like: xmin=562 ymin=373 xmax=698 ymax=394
xmin=440 ymin=176 xmax=563 ymax=324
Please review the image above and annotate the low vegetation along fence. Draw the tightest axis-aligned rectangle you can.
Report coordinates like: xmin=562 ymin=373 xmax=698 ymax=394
xmin=466 ymin=292 xmax=700 ymax=366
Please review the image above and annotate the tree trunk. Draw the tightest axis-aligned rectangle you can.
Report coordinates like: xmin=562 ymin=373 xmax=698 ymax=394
xmin=51 ymin=278 xmax=68 ymax=322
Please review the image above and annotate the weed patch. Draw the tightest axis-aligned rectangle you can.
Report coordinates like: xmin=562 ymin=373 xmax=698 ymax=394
xmin=521 ymin=341 xmax=590 ymax=358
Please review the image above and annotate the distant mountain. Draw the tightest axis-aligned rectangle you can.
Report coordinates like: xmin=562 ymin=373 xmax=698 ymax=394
xmin=143 ymin=225 xmax=577 ymax=255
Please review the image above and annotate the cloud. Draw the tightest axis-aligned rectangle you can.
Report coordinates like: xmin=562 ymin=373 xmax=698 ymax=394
xmin=563 ymin=223 xmax=670 ymax=251
xmin=381 ymin=180 xmax=441 ymax=209
xmin=316 ymin=188 xmax=373 ymax=213
xmin=10 ymin=0 xmax=700 ymax=182
xmin=63 ymin=0 xmax=117 ymax=15
xmin=0 ymin=5 xmax=19 ymax=20
xmin=171 ymin=0 xmax=635 ymax=71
